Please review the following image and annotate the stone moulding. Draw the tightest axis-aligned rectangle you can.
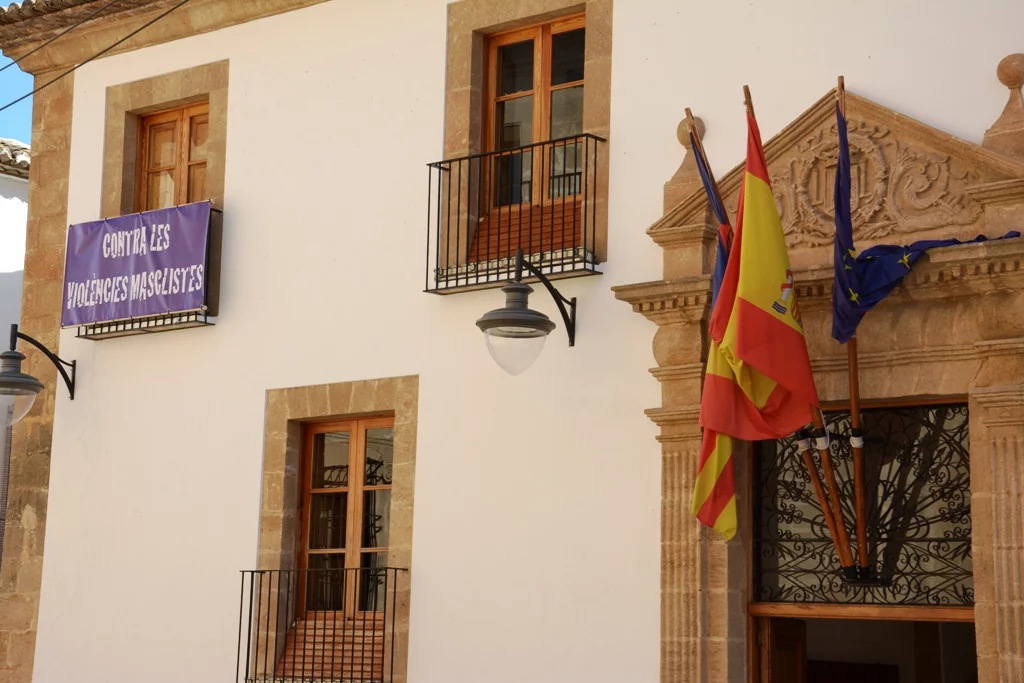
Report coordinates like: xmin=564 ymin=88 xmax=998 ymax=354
xmin=615 ymin=236 xmax=1024 ymax=317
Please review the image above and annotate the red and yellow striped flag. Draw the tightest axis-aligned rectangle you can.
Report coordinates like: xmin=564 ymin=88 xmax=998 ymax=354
xmin=693 ymin=111 xmax=819 ymax=540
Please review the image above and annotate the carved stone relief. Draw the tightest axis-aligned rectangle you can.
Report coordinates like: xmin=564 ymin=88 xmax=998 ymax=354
xmin=768 ymin=118 xmax=983 ymax=246
xmin=653 ymin=91 xmax=1024 ymax=261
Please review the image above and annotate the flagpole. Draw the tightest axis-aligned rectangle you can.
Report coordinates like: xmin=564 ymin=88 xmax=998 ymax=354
xmin=795 ymin=431 xmax=849 ymax=566
xmin=743 ymin=83 xmax=857 ymax=574
xmin=684 ymin=107 xmax=726 ymax=211
xmin=838 ymin=75 xmax=871 ymax=579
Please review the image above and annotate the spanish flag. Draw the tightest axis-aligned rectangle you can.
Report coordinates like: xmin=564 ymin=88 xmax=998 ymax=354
xmin=694 ymin=112 xmax=820 ymax=538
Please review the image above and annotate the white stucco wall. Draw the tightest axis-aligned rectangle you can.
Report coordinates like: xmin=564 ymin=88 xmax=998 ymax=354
xmin=30 ymin=1 xmax=1024 ymax=682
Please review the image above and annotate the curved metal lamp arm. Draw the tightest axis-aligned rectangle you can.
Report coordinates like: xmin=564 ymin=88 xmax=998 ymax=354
xmin=9 ymin=324 xmax=76 ymax=400
xmin=513 ymin=249 xmax=577 ymax=346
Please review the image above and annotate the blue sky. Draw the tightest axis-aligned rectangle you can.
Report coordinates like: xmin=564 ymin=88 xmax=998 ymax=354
xmin=0 ymin=55 xmax=33 ymax=144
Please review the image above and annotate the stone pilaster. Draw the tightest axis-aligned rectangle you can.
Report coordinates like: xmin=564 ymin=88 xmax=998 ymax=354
xmin=969 ymin=377 xmax=1024 ymax=683
xmin=0 ymin=70 xmax=73 ymax=683
xmin=650 ymin=411 xmax=748 ymax=683
xmin=614 ymin=272 xmax=749 ymax=683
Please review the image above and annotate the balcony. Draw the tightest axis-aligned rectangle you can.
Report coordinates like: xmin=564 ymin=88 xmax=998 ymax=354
xmin=425 ymin=134 xmax=605 ymax=293
xmin=237 ymin=568 xmax=404 ymax=683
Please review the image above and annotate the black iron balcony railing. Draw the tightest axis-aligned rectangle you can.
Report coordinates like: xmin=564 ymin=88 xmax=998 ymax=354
xmin=426 ymin=133 xmax=605 ymax=293
xmin=237 ymin=568 xmax=404 ymax=683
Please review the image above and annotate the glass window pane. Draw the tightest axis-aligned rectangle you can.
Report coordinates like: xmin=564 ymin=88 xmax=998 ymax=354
xmin=146 ymin=171 xmax=175 ymax=210
xmin=358 ymin=553 xmax=388 ymax=611
xmin=550 ymin=85 xmax=584 ymax=139
xmin=309 ymin=493 xmax=347 ymax=549
xmin=498 ymin=40 xmax=534 ymax=96
xmin=147 ymin=121 xmax=177 ymax=168
xmin=496 ymin=96 xmax=533 ymax=150
xmin=361 ymin=490 xmax=391 ymax=549
xmin=551 ymin=28 xmax=585 ymax=86
xmin=493 ymin=149 xmax=532 ymax=207
xmin=187 ymin=164 xmax=207 ymax=203
xmin=307 ymin=554 xmax=346 ymax=611
xmin=495 ymin=96 xmax=533 ymax=206
xmin=364 ymin=427 xmax=394 ymax=486
xmin=189 ymin=115 xmax=209 ymax=161
xmin=312 ymin=432 xmax=350 ymax=489
xmin=549 ymin=140 xmax=583 ymax=198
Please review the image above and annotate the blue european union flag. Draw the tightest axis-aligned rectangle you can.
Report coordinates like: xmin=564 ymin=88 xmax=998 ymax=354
xmin=691 ymin=131 xmax=732 ymax=311
xmin=831 ymin=103 xmax=1020 ymax=343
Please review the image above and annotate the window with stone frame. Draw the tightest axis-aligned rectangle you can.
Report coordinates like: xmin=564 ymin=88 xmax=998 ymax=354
xmin=429 ymin=1 xmax=610 ymax=291
xmin=101 ymin=60 xmax=228 ymax=220
xmin=136 ymin=102 xmax=211 ymax=211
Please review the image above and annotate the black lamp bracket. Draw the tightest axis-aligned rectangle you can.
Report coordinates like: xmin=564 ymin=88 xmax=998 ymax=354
xmin=513 ymin=249 xmax=577 ymax=347
xmin=9 ymin=324 xmax=77 ymax=400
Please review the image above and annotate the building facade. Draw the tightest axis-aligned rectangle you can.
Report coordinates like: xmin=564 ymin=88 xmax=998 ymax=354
xmin=0 ymin=2 xmax=1022 ymax=683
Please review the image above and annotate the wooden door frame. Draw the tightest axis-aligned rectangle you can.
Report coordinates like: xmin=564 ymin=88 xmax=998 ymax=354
xmin=297 ymin=416 xmax=394 ymax=622
xmin=745 ymin=397 xmax=976 ymax=682
xmin=482 ymin=14 xmax=586 ymax=219
xmin=135 ymin=101 xmax=209 ymax=212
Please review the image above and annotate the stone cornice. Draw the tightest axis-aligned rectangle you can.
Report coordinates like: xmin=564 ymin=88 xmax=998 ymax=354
xmin=5 ymin=0 xmax=331 ymax=73
xmin=811 ymin=344 xmax=978 ymax=374
xmin=650 ymin=363 xmax=704 ymax=382
xmin=974 ymin=337 xmax=1024 ymax=358
xmin=648 ymin=222 xmax=716 ymax=250
xmin=615 ymin=237 xmax=1024 ymax=322
xmin=645 ymin=405 xmax=702 ymax=442
xmin=796 ymin=236 xmax=1024 ymax=309
xmin=611 ymin=276 xmax=710 ymax=325
xmin=967 ymin=177 xmax=1024 ymax=206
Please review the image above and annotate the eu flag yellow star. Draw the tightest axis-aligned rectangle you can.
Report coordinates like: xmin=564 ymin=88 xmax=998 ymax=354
xmin=899 ymin=251 xmax=912 ymax=269
xmin=848 ymin=248 xmax=857 ymax=259
xmin=848 ymin=288 xmax=860 ymax=304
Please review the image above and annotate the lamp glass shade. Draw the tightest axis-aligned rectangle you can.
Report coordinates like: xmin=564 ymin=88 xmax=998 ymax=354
xmin=483 ymin=326 xmax=548 ymax=375
xmin=0 ymin=348 xmax=45 ymax=425
xmin=0 ymin=389 xmax=37 ymax=426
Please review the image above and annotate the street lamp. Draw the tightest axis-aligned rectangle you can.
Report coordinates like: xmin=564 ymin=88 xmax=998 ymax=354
xmin=475 ymin=249 xmax=577 ymax=375
xmin=0 ymin=324 xmax=76 ymax=426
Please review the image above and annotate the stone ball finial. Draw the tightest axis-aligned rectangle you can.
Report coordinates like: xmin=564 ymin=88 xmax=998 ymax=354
xmin=678 ymin=116 xmax=706 ymax=149
xmin=997 ymin=53 xmax=1024 ymax=90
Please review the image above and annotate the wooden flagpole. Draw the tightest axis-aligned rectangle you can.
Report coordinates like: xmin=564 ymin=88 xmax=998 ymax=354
xmin=684 ymin=107 xmax=727 ymax=211
xmin=742 ymin=84 xmax=856 ymax=571
xmin=838 ymin=76 xmax=871 ymax=578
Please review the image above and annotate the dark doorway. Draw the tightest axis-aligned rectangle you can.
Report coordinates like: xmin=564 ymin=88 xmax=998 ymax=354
xmin=760 ymin=617 xmax=977 ymax=683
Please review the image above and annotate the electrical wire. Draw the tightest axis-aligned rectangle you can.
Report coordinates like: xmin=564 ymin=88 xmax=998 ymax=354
xmin=0 ymin=0 xmax=122 ymax=74
xmin=0 ymin=0 xmax=192 ymax=115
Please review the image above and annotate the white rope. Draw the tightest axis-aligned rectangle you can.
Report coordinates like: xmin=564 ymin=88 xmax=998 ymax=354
xmin=796 ymin=437 xmax=812 ymax=452
xmin=814 ymin=433 xmax=830 ymax=450
xmin=850 ymin=435 xmax=865 ymax=448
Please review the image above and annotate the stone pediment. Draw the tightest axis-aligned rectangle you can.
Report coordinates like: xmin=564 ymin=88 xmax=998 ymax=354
xmin=651 ymin=89 xmax=1024 ymax=258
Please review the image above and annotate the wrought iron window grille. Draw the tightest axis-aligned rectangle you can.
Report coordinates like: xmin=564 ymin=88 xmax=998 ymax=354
xmin=755 ymin=403 xmax=972 ymax=606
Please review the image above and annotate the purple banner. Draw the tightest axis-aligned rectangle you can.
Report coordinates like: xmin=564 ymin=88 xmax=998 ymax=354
xmin=61 ymin=202 xmax=211 ymax=327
